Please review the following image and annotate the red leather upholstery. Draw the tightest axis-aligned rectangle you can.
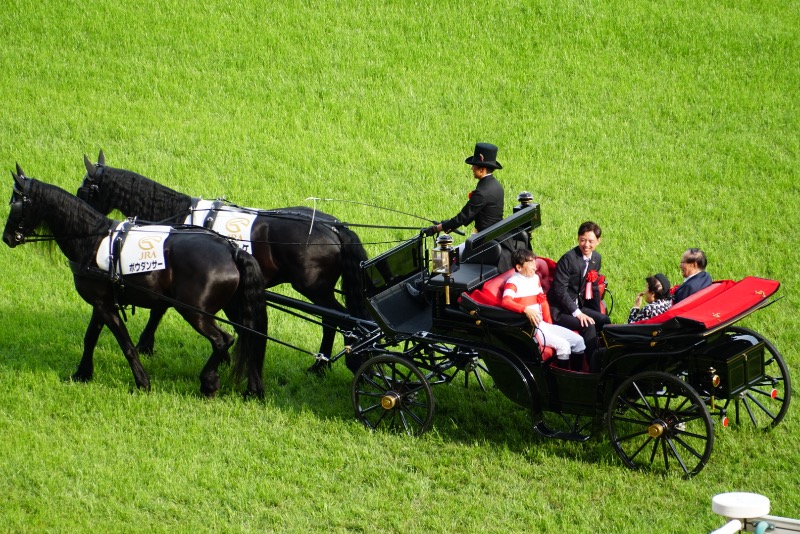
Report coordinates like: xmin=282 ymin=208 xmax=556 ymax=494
xmin=463 ymin=263 xmax=557 ymax=361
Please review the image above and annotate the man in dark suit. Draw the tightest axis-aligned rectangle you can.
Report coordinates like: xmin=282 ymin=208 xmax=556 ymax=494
xmin=549 ymin=221 xmax=611 ymax=371
xmin=672 ymin=248 xmax=712 ymax=304
xmin=424 ymin=142 xmax=504 ymax=235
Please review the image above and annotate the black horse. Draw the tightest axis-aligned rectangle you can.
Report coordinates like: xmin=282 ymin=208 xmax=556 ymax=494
xmin=4 ymin=166 xmax=268 ymax=397
xmin=77 ymin=151 xmax=369 ymax=370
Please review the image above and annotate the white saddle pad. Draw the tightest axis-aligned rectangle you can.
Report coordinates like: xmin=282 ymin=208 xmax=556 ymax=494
xmin=96 ymin=222 xmax=171 ymax=275
xmin=184 ymin=200 xmax=257 ymax=253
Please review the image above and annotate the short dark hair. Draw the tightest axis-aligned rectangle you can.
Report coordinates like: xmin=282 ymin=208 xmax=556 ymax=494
xmin=647 ymin=274 xmax=671 ymax=300
xmin=512 ymin=248 xmax=535 ymax=267
xmin=684 ymin=248 xmax=707 ymax=269
xmin=578 ymin=221 xmax=602 ymax=239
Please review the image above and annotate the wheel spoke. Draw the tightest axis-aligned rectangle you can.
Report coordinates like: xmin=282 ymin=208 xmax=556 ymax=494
xmin=665 ymin=438 xmax=689 ymax=475
xmin=626 ymin=436 xmax=655 ymax=464
xmin=671 ymin=434 xmax=707 ymax=461
xmin=614 ymin=428 xmax=650 ymax=444
xmin=400 ymin=405 xmax=426 ymax=427
xmin=748 ymin=384 xmax=784 ymax=402
xmin=742 ymin=392 xmax=778 ymax=423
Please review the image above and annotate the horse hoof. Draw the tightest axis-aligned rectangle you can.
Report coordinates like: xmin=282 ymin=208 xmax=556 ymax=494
xmin=307 ymin=360 xmax=331 ymax=376
xmin=71 ymin=373 xmax=92 ymax=383
xmin=200 ymin=373 xmax=220 ymax=397
xmin=136 ymin=345 xmax=155 ymax=356
xmin=243 ymin=389 xmax=265 ymax=401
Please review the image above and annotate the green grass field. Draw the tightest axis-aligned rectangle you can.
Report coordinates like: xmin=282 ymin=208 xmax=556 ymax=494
xmin=1 ymin=0 xmax=798 ymax=531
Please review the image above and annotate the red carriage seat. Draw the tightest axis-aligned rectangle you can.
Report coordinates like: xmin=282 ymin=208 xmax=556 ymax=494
xmin=468 ymin=257 xmax=556 ymax=303
xmin=461 ymin=261 xmax=557 ymax=362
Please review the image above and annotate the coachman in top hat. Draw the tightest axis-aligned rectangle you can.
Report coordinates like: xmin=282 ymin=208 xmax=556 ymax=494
xmin=424 ymin=142 xmax=505 ymax=236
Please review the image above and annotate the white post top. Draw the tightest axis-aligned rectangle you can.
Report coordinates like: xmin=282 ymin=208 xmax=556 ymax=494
xmin=712 ymin=492 xmax=771 ymax=518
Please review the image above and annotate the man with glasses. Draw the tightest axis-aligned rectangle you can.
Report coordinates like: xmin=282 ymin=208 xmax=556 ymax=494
xmin=672 ymin=248 xmax=712 ymax=304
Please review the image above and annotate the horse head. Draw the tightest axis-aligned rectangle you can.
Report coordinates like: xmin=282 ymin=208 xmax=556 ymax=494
xmin=4 ymin=165 xmax=32 ymax=247
xmin=77 ymin=151 xmax=109 ymax=213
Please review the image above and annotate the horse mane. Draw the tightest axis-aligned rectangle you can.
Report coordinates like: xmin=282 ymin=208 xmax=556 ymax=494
xmin=101 ymin=166 xmax=192 ymax=222
xmin=28 ymin=179 xmax=111 ymax=261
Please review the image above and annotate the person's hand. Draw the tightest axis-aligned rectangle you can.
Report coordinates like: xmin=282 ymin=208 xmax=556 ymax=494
xmin=423 ymin=224 xmax=439 ymax=237
xmin=577 ymin=310 xmax=596 ymax=328
xmin=524 ymin=306 xmax=542 ymax=327
xmin=634 ymin=291 xmax=644 ymax=307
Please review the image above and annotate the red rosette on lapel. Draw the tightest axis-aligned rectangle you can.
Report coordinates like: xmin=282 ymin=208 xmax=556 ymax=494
xmin=585 ymin=270 xmax=599 ymax=299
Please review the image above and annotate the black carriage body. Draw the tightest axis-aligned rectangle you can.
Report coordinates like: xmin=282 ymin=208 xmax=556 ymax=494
xmin=268 ymin=199 xmax=787 ymax=476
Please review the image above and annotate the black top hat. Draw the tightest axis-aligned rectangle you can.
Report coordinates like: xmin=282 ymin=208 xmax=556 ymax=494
xmin=465 ymin=142 xmax=502 ymax=170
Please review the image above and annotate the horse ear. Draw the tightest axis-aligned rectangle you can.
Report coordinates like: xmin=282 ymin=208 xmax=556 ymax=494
xmin=15 ymin=163 xmax=25 ymax=178
xmin=98 ymin=149 xmax=105 ymax=166
xmin=12 ymin=168 xmax=24 ymax=189
xmin=84 ymin=154 xmax=96 ymax=177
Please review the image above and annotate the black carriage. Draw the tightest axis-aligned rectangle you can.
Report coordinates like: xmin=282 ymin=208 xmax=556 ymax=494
xmin=6 ymin=167 xmax=788 ymax=478
xmin=266 ymin=205 xmax=789 ymax=478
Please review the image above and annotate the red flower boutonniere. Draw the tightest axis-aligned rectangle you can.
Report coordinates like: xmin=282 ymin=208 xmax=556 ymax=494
xmin=536 ymin=293 xmax=547 ymax=304
xmin=669 ymin=284 xmax=680 ymax=295
xmin=585 ymin=270 xmax=598 ymax=299
xmin=468 ymin=190 xmax=474 ymax=199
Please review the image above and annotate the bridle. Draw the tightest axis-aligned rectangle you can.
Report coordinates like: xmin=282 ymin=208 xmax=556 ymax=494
xmin=77 ymin=163 xmax=104 ymax=202
xmin=8 ymin=176 xmax=57 ymax=244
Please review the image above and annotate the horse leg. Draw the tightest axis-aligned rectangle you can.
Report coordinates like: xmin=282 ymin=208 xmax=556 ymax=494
xmin=73 ymin=310 xmax=105 ymax=382
xmin=96 ymin=304 xmax=151 ymax=390
xmin=177 ymin=311 xmax=234 ymax=397
xmin=306 ymin=292 xmax=348 ymax=375
xmin=136 ymin=305 xmax=168 ymax=356
xmin=198 ymin=328 xmax=235 ymax=397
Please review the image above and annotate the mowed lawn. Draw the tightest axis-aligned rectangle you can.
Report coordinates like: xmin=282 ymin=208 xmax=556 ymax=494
xmin=0 ymin=1 xmax=798 ymax=532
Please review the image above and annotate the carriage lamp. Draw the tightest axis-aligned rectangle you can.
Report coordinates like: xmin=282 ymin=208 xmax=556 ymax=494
xmin=432 ymin=234 xmax=454 ymax=304
xmin=706 ymin=367 xmax=721 ymax=413
xmin=513 ymin=191 xmax=534 ymax=213
xmin=432 ymin=234 xmax=453 ymax=274
xmin=708 ymin=367 xmax=721 ymax=388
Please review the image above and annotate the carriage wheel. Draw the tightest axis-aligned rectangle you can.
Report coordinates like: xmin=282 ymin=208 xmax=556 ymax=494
xmin=607 ymin=371 xmax=713 ymax=478
xmin=722 ymin=326 xmax=792 ymax=430
xmin=352 ymin=355 xmax=435 ymax=436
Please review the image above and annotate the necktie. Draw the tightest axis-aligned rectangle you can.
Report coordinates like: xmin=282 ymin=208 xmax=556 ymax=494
xmin=583 ymin=258 xmax=590 ymax=277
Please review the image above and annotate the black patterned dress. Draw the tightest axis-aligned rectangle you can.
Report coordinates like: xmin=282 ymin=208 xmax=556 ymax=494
xmin=627 ymin=298 xmax=672 ymax=323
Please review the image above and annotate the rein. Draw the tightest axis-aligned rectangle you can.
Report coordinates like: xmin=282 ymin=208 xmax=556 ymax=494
xmin=210 ymin=198 xmax=425 ymax=231
xmin=66 ymin=259 xmax=363 ymax=359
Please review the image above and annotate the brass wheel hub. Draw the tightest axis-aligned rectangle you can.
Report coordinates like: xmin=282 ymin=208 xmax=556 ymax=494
xmin=381 ymin=392 xmax=400 ymax=410
xmin=648 ymin=421 xmax=667 ymax=438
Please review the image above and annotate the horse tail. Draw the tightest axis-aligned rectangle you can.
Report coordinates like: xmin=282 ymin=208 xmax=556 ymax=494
xmin=337 ymin=225 xmax=369 ymax=319
xmin=228 ymin=247 xmax=268 ymax=395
